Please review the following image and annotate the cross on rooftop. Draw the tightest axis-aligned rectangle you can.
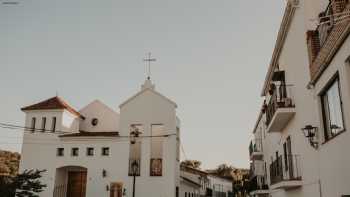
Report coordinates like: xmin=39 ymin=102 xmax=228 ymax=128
xmin=143 ymin=52 xmax=156 ymax=80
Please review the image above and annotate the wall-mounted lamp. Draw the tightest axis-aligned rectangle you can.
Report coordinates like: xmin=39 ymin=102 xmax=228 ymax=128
xmin=102 ymin=169 xmax=107 ymax=178
xmin=301 ymin=125 xmax=318 ymax=149
xmin=130 ymin=125 xmax=142 ymax=144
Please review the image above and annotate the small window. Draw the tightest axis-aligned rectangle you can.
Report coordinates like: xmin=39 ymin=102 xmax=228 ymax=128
xmin=91 ymin=118 xmax=98 ymax=126
xmin=57 ymin=148 xmax=64 ymax=156
xmin=30 ymin=117 xmax=36 ymax=132
xmin=87 ymin=147 xmax=94 ymax=156
xmin=51 ymin=117 xmax=56 ymax=132
xmin=321 ymin=76 xmax=345 ymax=141
xmin=41 ymin=117 xmax=46 ymax=132
xmin=71 ymin=148 xmax=79 ymax=156
xmin=102 ymin=147 xmax=109 ymax=156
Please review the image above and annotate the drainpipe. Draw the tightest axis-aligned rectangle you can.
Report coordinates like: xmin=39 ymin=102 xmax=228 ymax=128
xmin=318 ymin=179 xmax=323 ymax=197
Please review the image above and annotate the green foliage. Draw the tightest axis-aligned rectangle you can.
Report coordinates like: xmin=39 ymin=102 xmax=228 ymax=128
xmin=180 ymin=160 xmax=202 ymax=169
xmin=0 ymin=169 xmax=46 ymax=197
xmin=214 ymin=163 xmax=234 ymax=179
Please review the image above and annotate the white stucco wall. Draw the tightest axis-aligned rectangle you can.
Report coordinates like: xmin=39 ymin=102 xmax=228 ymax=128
xmin=79 ymin=100 xmax=119 ymax=132
xmin=207 ymin=175 xmax=232 ymax=195
xmin=257 ymin=1 xmax=324 ymax=196
xmin=312 ymin=33 xmax=350 ymax=197
xmin=19 ymin=81 xmax=180 ymax=197
xmin=119 ymin=87 xmax=179 ymax=197
xmin=179 ymin=180 xmax=200 ymax=197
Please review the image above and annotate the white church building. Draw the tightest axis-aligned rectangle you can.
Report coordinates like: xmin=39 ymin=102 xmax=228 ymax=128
xmin=19 ymin=78 xmax=181 ymax=197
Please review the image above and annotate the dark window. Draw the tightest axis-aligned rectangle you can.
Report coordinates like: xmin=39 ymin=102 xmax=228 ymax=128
xmin=102 ymin=147 xmax=109 ymax=156
xmin=176 ymin=187 xmax=179 ymax=197
xmin=91 ymin=118 xmax=98 ymax=126
xmin=71 ymin=147 xmax=79 ymax=156
xmin=51 ymin=117 xmax=56 ymax=132
xmin=57 ymin=148 xmax=64 ymax=156
xmin=283 ymin=142 xmax=288 ymax=171
xmin=41 ymin=117 xmax=46 ymax=132
xmin=185 ymin=192 xmax=187 ymax=197
xmin=87 ymin=147 xmax=94 ymax=156
xmin=30 ymin=117 xmax=36 ymax=132
xmin=321 ymin=77 xmax=345 ymax=140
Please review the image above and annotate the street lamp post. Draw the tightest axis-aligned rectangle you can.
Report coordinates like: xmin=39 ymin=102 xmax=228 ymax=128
xmin=130 ymin=125 xmax=141 ymax=197
xmin=131 ymin=160 xmax=139 ymax=197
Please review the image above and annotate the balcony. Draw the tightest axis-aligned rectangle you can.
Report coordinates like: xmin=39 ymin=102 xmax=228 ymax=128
xmin=252 ymin=160 xmax=265 ymax=177
xmin=248 ymin=176 xmax=269 ymax=197
xmin=265 ymin=84 xmax=295 ymax=132
xmin=269 ymin=154 xmax=302 ymax=190
xmin=249 ymin=139 xmax=263 ymax=160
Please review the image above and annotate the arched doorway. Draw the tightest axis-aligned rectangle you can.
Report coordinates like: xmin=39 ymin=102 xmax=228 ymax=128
xmin=53 ymin=166 xmax=87 ymax=197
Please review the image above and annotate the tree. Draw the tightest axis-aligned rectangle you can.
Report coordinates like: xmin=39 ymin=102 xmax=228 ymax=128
xmin=214 ymin=164 xmax=234 ymax=178
xmin=0 ymin=169 xmax=46 ymax=197
xmin=180 ymin=160 xmax=202 ymax=169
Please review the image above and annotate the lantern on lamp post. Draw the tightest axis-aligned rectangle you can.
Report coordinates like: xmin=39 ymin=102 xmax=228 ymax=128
xmin=301 ymin=125 xmax=318 ymax=149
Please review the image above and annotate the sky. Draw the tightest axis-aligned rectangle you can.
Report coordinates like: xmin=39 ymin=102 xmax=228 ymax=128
xmin=0 ymin=0 xmax=285 ymax=169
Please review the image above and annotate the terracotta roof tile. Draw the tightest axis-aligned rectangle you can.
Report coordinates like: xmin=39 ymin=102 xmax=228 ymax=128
xmin=21 ymin=96 xmax=84 ymax=119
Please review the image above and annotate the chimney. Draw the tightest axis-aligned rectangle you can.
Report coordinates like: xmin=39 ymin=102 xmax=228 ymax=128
xmin=331 ymin=0 xmax=348 ymax=15
xmin=306 ymin=30 xmax=321 ymax=64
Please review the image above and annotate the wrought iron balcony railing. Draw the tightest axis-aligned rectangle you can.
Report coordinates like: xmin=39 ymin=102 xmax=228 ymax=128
xmin=269 ymin=154 xmax=302 ymax=186
xmin=265 ymin=84 xmax=295 ymax=129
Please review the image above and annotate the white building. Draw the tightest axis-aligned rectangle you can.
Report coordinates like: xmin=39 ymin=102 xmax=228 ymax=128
xmin=207 ymin=175 xmax=233 ymax=197
xmin=19 ymin=78 xmax=181 ymax=197
xmin=179 ymin=165 xmax=233 ymax=197
xmin=248 ymin=0 xmax=350 ymax=197
xmin=305 ymin=0 xmax=350 ymax=196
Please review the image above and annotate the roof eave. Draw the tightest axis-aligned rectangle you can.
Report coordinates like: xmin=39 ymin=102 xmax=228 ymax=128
xmin=261 ymin=2 xmax=296 ymax=96
xmin=119 ymin=88 xmax=178 ymax=109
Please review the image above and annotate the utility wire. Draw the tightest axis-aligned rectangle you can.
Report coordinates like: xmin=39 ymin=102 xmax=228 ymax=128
xmin=0 ymin=122 xmax=177 ymax=138
xmin=180 ymin=142 xmax=188 ymax=161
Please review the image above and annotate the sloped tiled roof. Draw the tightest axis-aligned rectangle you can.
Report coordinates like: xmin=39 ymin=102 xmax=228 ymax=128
xmin=21 ymin=96 xmax=85 ymax=119
xmin=59 ymin=131 xmax=119 ymax=138
xmin=309 ymin=4 xmax=350 ymax=85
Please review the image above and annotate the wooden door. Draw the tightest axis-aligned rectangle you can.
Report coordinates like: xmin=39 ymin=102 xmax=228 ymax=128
xmin=67 ymin=171 xmax=87 ymax=197
xmin=110 ymin=182 xmax=123 ymax=197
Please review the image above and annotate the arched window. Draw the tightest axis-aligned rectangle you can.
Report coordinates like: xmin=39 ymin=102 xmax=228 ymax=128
xmin=30 ymin=117 xmax=36 ymax=132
